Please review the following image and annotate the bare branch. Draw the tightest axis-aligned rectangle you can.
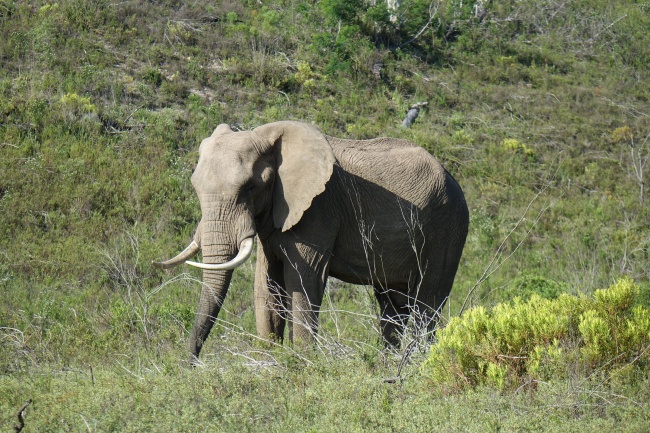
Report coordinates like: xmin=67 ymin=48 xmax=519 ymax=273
xmin=13 ymin=399 xmax=32 ymax=433
xmin=397 ymin=0 xmax=442 ymax=49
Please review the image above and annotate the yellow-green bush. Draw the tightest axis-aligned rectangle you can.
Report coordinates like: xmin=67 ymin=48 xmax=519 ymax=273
xmin=499 ymin=138 xmax=535 ymax=161
xmin=59 ymin=92 xmax=96 ymax=117
xmin=422 ymin=279 xmax=650 ymax=390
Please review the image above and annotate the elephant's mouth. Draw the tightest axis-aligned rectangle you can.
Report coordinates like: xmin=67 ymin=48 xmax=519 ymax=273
xmin=187 ymin=237 xmax=254 ymax=270
xmin=153 ymin=237 xmax=254 ymax=270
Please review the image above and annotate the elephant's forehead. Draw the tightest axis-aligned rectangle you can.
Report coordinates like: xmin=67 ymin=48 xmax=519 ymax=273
xmin=192 ymin=158 xmax=249 ymax=196
xmin=199 ymin=132 xmax=257 ymax=160
xmin=193 ymin=137 xmax=257 ymax=191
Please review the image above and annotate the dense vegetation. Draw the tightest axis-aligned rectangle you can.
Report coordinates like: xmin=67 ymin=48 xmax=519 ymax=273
xmin=1 ymin=0 xmax=649 ymax=431
xmin=423 ymin=278 xmax=650 ymax=390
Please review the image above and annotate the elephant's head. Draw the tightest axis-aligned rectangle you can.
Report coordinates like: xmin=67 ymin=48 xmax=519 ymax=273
xmin=153 ymin=121 xmax=336 ymax=362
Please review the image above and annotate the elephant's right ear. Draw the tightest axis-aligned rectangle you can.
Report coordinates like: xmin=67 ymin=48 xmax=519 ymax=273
xmin=211 ymin=124 xmax=233 ymax=137
xmin=254 ymin=121 xmax=335 ymax=232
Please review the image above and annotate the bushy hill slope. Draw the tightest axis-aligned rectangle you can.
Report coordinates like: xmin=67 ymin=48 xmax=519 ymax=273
xmin=1 ymin=1 xmax=649 ymax=430
xmin=2 ymin=0 xmax=648 ymax=302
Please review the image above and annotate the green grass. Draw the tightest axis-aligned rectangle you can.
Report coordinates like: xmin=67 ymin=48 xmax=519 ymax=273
xmin=1 ymin=0 xmax=649 ymax=430
xmin=3 ymin=357 xmax=649 ymax=432
xmin=2 ymin=327 xmax=649 ymax=432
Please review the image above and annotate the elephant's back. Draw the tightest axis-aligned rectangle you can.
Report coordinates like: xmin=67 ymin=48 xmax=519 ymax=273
xmin=327 ymin=136 xmax=449 ymax=209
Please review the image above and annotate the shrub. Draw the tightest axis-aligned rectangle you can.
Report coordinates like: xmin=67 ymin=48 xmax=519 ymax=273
xmin=500 ymin=138 xmax=535 ymax=161
xmin=59 ymin=92 xmax=96 ymax=113
xmin=422 ymin=278 xmax=650 ymax=390
xmin=320 ymin=0 xmax=365 ymax=26
xmin=508 ymin=273 xmax=566 ymax=300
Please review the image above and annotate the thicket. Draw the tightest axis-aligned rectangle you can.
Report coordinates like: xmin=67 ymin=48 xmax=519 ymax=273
xmin=1 ymin=0 xmax=650 ymax=430
xmin=423 ymin=278 xmax=650 ymax=390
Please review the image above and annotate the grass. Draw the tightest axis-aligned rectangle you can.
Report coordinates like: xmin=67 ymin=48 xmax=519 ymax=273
xmin=1 ymin=0 xmax=649 ymax=430
xmin=2 ymin=331 xmax=649 ymax=432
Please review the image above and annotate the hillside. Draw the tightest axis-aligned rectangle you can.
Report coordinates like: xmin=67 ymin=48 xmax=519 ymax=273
xmin=1 ymin=0 xmax=649 ymax=431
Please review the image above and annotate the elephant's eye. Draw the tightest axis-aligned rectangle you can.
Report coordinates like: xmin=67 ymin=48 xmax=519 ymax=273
xmin=243 ymin=183 xmax=255 ymax=195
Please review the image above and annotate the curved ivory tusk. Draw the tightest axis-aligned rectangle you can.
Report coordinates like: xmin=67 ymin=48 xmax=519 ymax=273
xmin=152 ymin=241 xmax=200 ymax=269
xmin=186 ymin=237 xmax=254 ymax=270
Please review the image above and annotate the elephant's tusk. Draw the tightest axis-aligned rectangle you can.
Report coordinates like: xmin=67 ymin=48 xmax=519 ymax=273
xmin=152 ymin=241 xmax=200 ymax=269
xmin=186 ymin=237 xmax=254 ymax=270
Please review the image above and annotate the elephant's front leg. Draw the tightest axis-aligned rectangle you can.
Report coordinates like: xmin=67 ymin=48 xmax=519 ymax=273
xmin=283 ymin=259 xmax=328 ymax=346
xmin=254 ymin=243 xmax=287 ymax=342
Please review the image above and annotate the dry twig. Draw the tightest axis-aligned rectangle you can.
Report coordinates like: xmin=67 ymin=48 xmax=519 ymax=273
xmin=13 ymin=399 xmax=32 ymax=433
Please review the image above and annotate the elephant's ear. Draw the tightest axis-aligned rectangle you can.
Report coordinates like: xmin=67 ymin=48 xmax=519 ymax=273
xmin=254 ymin=121 xmax=335 ymax=232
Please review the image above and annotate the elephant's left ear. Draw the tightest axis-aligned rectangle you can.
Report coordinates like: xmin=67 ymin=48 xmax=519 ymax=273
xmin=254 ymin=121 xmax=336 ymax=232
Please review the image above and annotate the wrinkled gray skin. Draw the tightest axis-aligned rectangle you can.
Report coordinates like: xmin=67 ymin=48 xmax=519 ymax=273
xmin=155 ymin=121 xmax=469 ymax=364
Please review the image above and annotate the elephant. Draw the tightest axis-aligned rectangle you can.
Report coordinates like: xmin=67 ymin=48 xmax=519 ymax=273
xmin=154 ymin=121 xmax=469 ymax=363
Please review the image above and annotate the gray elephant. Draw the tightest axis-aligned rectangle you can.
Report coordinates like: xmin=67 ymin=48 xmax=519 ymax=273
xmin=154 ymin=121 xmax=469 ymax=363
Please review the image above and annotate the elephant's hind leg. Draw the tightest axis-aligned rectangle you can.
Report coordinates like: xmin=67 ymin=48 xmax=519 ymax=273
xmin=255 ymin=243 xmax=288 ymax=342
xmin=374 ymin=286 xmax=410 ymax=348
xmin=411 ymin=219 xmax=468 ymax=337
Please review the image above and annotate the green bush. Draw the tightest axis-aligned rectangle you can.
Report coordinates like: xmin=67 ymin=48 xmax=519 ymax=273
xmin=508 ymin=273 xmax=566 ymax=300
xmin=320 ymin=0 xmax=365 ymax=25
xmin=422 ymin=279 xmax=650 ymax=390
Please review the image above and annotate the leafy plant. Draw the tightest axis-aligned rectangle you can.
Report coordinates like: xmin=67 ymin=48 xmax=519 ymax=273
xmin=422 ymin=279 xmax=650 ymax=390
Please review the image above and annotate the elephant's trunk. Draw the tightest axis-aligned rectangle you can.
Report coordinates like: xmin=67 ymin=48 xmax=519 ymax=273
xmin=188 ymin=205 xmax=256 ymax=364
xmin=189 ymin=266 xmax=233 ymax=364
